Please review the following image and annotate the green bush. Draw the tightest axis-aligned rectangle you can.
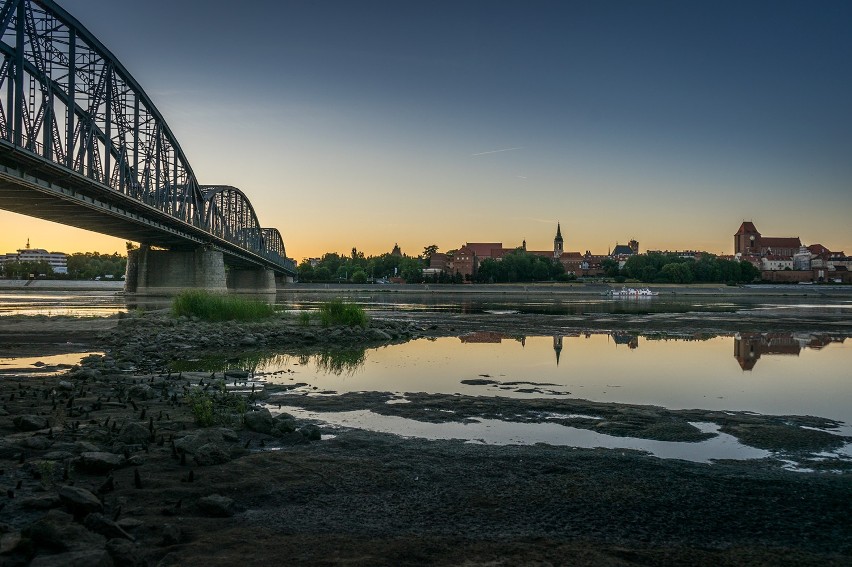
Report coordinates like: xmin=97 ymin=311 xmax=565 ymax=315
xmin=298 ymin=311 xmax=312 ymax=326
xmin=185 ymin=387 xmax=248 ymax=427
xmin=318 ymin=299 xmax=368 ymax=327
xmin=172 ymin=290 xmax=276 ymax=322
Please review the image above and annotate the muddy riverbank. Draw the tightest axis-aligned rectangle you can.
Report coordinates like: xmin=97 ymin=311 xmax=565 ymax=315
xmin=0 ymin=311 xmax=850 ymax=565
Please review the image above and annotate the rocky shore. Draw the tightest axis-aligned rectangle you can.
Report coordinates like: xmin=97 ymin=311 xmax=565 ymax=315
xmin=0 ymin=311 xmax=850 ymax=565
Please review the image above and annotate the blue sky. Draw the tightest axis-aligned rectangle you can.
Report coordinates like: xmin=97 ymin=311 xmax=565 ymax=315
xmin=2 ymin=0 xmax=850 ymax=257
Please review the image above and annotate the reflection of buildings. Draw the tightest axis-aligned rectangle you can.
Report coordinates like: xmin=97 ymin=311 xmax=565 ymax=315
xmin=459 ymin=332 xmax=568 ymax=366
xmin=459 ymin=331 xmax=506 ymax=343
xmin=733 ymin=333 xmax=845 ymax=370
xmin=611 ymin=333 xmax=639 ymax=349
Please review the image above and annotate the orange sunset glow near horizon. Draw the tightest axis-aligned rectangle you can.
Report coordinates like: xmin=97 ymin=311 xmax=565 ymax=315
xmin=0 ymin=1 xmax=850 ymax=262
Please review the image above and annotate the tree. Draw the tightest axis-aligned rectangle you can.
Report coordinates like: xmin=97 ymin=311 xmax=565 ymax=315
xmin=351 ymin=270 xmax=367 ymax=284
xmin=314 ymin=267 xmax=331 ymax=281
xmin=422 ymin=244 xmax=438 ymax=263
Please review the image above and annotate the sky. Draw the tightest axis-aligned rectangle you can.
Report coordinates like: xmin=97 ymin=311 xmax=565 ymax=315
xmin=1 ymin=0 xmax=850 ymax=260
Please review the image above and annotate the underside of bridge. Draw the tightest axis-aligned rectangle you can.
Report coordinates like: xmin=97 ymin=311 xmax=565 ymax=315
xmin=0 ymin=0 xmax=296 ymax=293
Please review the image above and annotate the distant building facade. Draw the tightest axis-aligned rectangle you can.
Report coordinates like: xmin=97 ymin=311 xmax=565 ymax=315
xmin=0 ymin=240 xmax=68 ymax=275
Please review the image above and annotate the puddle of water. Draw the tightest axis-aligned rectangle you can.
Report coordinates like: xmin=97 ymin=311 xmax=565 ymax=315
xmin=271 ymin=405 xmax=771 ymax=464
xmin=0 ymin=351 xmax=103 ymax=376
xmin=245 ymin=334 xmax=852 ymax=426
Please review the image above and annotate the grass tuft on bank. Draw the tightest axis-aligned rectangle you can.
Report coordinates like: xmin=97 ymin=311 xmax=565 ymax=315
xmin=318 ymin=299 xmax=368 ymax=327
xmin=172 ymin=290 xmax=276 ymax=322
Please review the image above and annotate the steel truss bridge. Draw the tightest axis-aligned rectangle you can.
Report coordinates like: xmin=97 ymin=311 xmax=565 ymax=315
xmin=0 ymin=0 xmax=295 ymax=275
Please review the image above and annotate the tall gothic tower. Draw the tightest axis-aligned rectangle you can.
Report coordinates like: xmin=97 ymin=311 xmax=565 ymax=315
xmin=554 ymin=222 xmax=563 ymax=259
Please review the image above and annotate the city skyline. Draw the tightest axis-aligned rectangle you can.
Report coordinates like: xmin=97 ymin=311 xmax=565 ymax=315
xmin=1 ymin=0 xmax=851 ymax=258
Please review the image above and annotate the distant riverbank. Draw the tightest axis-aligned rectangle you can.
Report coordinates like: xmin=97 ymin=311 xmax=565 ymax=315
xmin=3 ymin=278 xmax=850 ymax=298
xmin=283 ymin=281 xmax=852 ymax=297
xmin=0 ymin=279 xmax=124 ymax=291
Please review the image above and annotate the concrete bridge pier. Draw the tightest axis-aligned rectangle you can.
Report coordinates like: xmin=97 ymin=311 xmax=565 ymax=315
xmin=125 ymin=245 xmax=228 ymax=295
xmin=227 ymin=268 xmax=277 ymax=294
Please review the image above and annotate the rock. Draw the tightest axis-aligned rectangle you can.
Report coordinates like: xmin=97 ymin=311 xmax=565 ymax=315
xmin=21 ymin=436 xmax=53 ymax=450
xmin=0 ymin=531 xmax=23 ymax=554
xmin=24 ymin=509 xmax=106 ymax=552
xmin=57 ymin=380 xmax=74 ymax=391
xmin=224 ymin=369 xmax=249 ymax=379
xmin=29 ymin=549 xmax=113 ymax=567
xmin=299 ymin=424 xmax=322 ymax=441
xmin=368 ymin=328 xmax=392 ymax=341
xmin=272 ymin=418 xmax=296 ymax=436
xmin=78 ymin=452 xmax=124 ymax=473
xmin=244 ymin=408 xmax=274 ymax=434
xmin=106 ymin=538 xmax=146 ymax=566
xmin=13 ymin=415 xmax=49 ymax=431
xmin=239 ymin=336 xmax=257 ymax=346
xmin=174 ymin=428 xmax=237 ymax=455
xmin=58 ymin=485 xmax=103 ymax=516
xmin=277 ymin=431 xmax=310 ymax=446
xmin=115 ymin=518 xmax=144 ymax=530
xmin=70 ymin=368 xmax=100 ymax=380
xmin=127 ymin=383 xmax=155 ymax=400
xmin=74 ymin=441 xmax=100 ymax=453
xmin=20 ymin=495 xmax=62 ymax=510
xmin=42 ymin=450 xmax=74 ymax=461
xmin=161 ymin=523 xmax=183 ymax=546
xmin=84 ymin=513 xmax=134 ymax=541
xmin=118 ymin=422 xmax=150 ymax=444
xmin=193 ymin=443 xmax=231 ymax=466
xmin=197 ymin=494 xmax=235 ymax=517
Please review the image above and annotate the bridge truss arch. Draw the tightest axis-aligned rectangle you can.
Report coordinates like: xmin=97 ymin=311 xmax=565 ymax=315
xmin=202 ymin=185 xmax=289 ymax=267
xmin=0 ymin=0 xmax=293 ymax=275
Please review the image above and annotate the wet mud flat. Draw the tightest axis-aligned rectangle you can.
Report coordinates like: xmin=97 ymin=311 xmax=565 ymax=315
xmin=0 ymin=312 xmax=850 ymax=565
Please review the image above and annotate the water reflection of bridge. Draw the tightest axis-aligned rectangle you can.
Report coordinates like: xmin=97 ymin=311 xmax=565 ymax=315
xmin=733 ymin=333 xmax=845 ymax=371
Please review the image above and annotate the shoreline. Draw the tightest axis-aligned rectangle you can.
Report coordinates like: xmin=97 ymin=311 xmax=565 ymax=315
xmin=3 ymin=278 xmax=852 ymax=297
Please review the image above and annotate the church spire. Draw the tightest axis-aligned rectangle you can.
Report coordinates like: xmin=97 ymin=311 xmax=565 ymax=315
xmin=553 ymin=222 xmax=563 ymax=259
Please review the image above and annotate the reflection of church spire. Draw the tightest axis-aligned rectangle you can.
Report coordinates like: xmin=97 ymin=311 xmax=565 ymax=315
xmin=553 ymin=335 xmax=563 ymax=365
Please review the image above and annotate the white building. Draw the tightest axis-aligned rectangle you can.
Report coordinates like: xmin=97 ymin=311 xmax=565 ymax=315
xmin=0 ymin=240 xmax=68 ymax=274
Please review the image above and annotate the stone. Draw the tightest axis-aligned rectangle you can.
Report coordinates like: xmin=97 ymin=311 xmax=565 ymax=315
xmin=106 ymin=538 xmax=146 ymax=566
xmin=58 ymin=485 xmax=103 ymax=516
xmin=24 ymin=510 xmax=105 ymax=552
xmin=193 ymin=443 xmax=231 ymax=466
xmin=21 ymin=436 xmax=53 ymax=450
xmin=161 ymin=523 xmax=183 ymax=546
xmin=299 ymin=424 xmax=322 ymax=441
xmin=57 ymin=381 xmax=74 ymax=391
xmin=118 ymin=422 xmax=150 ymax=444
xmin=78 ymin=452 xmax=124 ymax=473
xmin=42 ymin=451 xmax=74 ymax=461
xmin=0 ymin=531 xmax=23 ymax=554
xmin=196 ymin=494 xmax=235 ymax=517
xmin=115 ymin=518 xmax=144 ymax=530
xmin=20 ymin=495 xmax=62 ymax=510
xmin=29 ymin=549 xmax=113 ymax=567
xmin=73 ymin=441 xmax=100 ymax=453
xmin=84 ymin=513 xmax=134 ymax=541
xmin=13 ymin=415 xmax=49 ymax=432
xmin=368 ymin=328 xmax=392 ymax=341
xmin=174 ymin=428 xmax=237 ymax=455
xmin=239 ymin=336 xmax=257 ymax=346
xmin=244 ymin=408 xmax=274 ymax=434
xmin=224 ymin=369 xmax=249 ymax=379
xmin=127 ymin=384 xmax=154 ymax=400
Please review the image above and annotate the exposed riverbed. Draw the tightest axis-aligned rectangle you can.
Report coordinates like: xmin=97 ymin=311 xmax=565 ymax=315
xmin=0 ymin=287 xmax=851 ymax=565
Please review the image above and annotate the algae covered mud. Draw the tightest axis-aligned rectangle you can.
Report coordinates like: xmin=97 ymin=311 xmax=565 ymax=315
xmin=0 ymin=287 xmax=851 ymax=565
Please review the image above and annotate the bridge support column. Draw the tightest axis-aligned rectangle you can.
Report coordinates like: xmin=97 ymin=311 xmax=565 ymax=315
xmin=125 ymin=245 xmax=227 ymax=295
xmin=227 ymin=268 xmax=276 ymax=293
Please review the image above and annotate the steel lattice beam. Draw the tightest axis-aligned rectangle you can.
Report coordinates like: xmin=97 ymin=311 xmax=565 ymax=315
xmin=0 ymin=0 xmax=294 ymax=275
